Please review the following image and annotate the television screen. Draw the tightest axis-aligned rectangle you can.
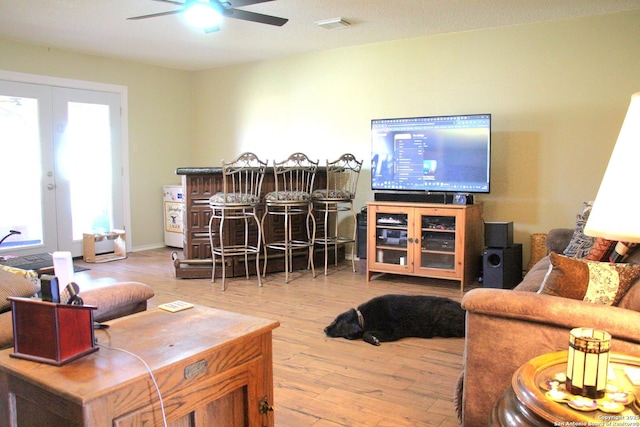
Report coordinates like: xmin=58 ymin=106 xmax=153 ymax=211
xmin=371 ymin=114 xmax=491 ymax=194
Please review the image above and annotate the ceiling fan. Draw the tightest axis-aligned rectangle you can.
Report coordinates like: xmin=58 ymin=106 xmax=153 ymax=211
xmin=128 ymin=0 xmax=288 ymax=32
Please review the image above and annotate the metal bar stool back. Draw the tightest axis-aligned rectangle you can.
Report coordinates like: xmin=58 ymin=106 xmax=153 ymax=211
xmin=208 ymin=152 xmax=267 ymax=290
xmin=261 ymin=152 xmax=318 ymax=283
xmin=312 ymin=153 xmax=362 ymax=275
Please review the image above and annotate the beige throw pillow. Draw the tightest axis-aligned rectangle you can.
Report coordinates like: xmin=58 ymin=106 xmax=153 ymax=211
xmin=0 ymin=267 xmax=40 ymax=312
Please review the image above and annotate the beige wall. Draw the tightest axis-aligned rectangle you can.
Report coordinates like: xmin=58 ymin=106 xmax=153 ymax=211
xmin=0 ymin=40 xmax=194 ymax=250
xmin=193 ymin=10 xmax=640 ymax=263
xmin=1 ymin=10 xmax=639 ymax=264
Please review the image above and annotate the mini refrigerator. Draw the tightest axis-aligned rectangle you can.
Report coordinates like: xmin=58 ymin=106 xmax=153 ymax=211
xmin=163 ymin=185 xmax=184 ymax=248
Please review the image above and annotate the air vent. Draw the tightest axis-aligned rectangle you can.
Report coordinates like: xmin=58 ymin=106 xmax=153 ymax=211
xmin=315 ymin=18 xmax=350 ymax=29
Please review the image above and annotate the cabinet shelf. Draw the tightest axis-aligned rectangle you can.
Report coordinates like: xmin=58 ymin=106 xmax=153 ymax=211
xmin=367 ymin=201 xmax=483 ymax=291
xmin=422 ymin=249 xmax=455 ymax=255
xmin=377 ymin=245 xmax=408 ymax=251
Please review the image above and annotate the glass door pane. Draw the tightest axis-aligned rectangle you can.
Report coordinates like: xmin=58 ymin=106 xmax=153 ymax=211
xmin=53 ymin=87 xmax=122 ymax=256
xmin=0 ymin=81 xmax=56 ymax=256
xmin=420 ymin=215 xmax=456 ymax=270
xmin=65 ymin=102 xmax=113 ymax=239
xmin=374 ymin=212 xmax=409 ymax=266
xmin=0 ymin=95 xmax=43 ymax=249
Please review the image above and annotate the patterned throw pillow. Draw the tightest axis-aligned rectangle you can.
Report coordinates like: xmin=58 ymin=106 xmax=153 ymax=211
xmin=563 ymin=201 xmax=595 ymax=258
xmin=538 ymin=252 xmax=640 ymax=305
xmin=584 ymin=238 xmax=617 ymax=261
xmin=0 ymin=267 xmax=40 ymax=313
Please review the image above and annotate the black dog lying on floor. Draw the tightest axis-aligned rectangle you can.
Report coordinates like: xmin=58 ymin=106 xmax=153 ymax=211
xmin=324 ymin=294 xmax=465 ymax=346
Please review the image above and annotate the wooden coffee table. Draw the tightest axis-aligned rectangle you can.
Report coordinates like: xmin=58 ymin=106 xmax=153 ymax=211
xmin=490 ymin=350 xmax=640 ymax=426
xmin=0 ymin=305 xmax=279 ymax=427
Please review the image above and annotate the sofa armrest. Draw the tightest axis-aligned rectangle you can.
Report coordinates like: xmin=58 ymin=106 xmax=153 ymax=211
xmin=546 ymin=228 xmax=573 ymax=254
xmin=0 ymin=312 xmax=12 ymax=350
xmin=619 ymin=281 xmax=640 ymax=311
xmin=463 ymin=288 xmax=640 ymax=343
xmin=459 ymin=288 xmax=640 ymax=426
xmin=79 ymin=281 xmax=154 ymax=322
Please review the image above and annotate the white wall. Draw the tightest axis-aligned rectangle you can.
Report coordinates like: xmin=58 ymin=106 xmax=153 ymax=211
xmin=192 ymin=11 xmax=640 ymax=263
xmin=1 ymin=10 xmax=639 ymax=263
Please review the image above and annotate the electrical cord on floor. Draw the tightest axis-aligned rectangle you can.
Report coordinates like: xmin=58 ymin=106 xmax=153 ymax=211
xmin=97 ymin=343 xmax=168 ymax=427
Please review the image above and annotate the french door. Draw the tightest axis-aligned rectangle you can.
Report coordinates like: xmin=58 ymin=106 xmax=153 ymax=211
xmin=0 ymin=79 xmax=124 ymax=258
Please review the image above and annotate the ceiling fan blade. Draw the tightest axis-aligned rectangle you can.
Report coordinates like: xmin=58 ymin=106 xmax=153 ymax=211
xmin=127 ymin=9 xmax=183 ymax=20
xmin=150 ymin=0 xmax=185 ymax=5
xmin=222 ymin=8 xmax=288 ymax=26
xmin=223 ymin=0 xmax=275 ymax=8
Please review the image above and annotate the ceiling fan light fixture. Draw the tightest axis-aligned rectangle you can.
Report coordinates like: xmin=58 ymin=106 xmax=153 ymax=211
xmin=184 ymin=0 xmax=223 ymax=30
xmin=315 ymin=18 xmax=350 ymax=30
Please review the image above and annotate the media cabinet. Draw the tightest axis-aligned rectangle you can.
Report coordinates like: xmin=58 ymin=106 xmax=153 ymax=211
xmin=367 ymin=201 xmax=483 ymax=291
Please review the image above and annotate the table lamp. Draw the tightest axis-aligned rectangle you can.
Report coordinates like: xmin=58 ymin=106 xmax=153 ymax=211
xmin=566 ymin=327 xmax=611 ymax=398
xmin=584 ymin=91 xmax=640 ymax=259
xmin=567 ymin=92 xmax=640 ymax=398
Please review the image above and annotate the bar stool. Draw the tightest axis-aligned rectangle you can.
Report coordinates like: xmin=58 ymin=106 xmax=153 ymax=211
xmin=208 ymin=152 xmax=267 ymax=291
xmin=312 ymin=153 xmax=362 ymax=275
xmin=261 ymin=153 xmax=318 ymax=283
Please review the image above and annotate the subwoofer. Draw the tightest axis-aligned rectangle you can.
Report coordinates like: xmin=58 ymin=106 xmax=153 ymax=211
xmin=482 ymin=244 xmax=523 ymax=289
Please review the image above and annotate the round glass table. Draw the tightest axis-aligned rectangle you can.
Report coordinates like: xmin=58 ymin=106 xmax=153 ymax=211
xmin=490 ymin=350 xmax=640 ymax=426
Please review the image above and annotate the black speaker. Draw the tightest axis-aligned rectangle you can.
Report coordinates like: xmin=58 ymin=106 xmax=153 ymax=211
xmin=357 ymin=211 xmax=367 ymax=259
xmin=374 ymin=192 xmax=449 ymax=204
xmin=40 ymin=274 xmax=60 ymax=303
xmin=482 ymin=244 xmax=523 ymax=289
xmin=485 ymin=221 xmax=514 ymax=248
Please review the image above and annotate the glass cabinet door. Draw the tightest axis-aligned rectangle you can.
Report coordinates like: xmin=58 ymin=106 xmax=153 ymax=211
xmin=420 ymin=215 xmax=456 ymax=270
xmin=374 ymin=212 xmax=409 ymax=266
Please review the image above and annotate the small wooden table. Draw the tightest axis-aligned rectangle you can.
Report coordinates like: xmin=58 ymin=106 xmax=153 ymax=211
xmin=491 ymin=351 xmax=640 ymax=426
xmin=0 ymin=305 xmax=279 ymax=427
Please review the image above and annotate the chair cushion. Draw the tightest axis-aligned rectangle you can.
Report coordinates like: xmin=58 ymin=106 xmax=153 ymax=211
xmin=209 ymin=192 xmax=260 ymax=205
xmin=311 ymin=189 xmax=354 ymax=200
xmin=0 ymin=267 xmax=40 ymax=313
xmin=265 ymin=191 xmax=310 ymax=202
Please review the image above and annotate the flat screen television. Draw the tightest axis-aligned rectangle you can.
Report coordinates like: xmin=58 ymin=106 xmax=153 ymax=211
xmin=371 ymin=113 xmax=491 ymax=195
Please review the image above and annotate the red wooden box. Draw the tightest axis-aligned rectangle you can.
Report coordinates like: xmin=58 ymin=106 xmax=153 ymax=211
xmin=8 ymin=297 xmax=98 ymax=366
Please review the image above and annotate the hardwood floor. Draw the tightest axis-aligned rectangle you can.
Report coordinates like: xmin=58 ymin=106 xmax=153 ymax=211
xmin=73 ymin=248 xmax=474 ymax=427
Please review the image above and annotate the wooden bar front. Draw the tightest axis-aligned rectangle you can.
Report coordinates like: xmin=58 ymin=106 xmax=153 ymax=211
xmin=175 ymin=167 xmax=342 ymax=278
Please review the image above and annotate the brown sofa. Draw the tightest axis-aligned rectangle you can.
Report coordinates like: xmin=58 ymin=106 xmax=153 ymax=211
xmin=456 ymin=229 xmax=640 ymax=426
xmin=0 ymin=268 xmax=155 ymax=350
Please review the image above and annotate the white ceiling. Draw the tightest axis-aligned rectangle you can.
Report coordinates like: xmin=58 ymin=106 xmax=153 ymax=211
xmin=1 ymin=0 xmax=640 ymax=71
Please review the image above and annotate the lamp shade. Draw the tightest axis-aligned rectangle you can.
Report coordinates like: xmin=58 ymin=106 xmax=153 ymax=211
xmin=584 ymin=92 xmax=640 ymax=242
